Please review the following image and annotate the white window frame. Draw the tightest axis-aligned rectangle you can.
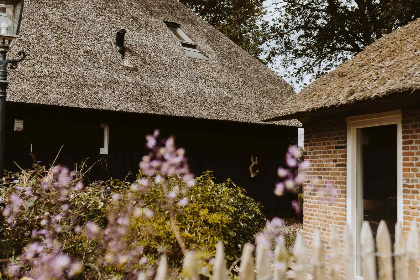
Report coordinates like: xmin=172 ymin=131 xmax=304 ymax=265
xmin=100 ymin=124 xmax=109 ymax=155
xmin=164 ymin=21 xmax=208 ymax=60
xmin=346 ymin=110 xmax=402 ymax=277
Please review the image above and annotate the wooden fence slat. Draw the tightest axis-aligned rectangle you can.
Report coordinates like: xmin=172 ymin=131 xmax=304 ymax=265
xmin=329 ymin=228 xmax=340 ymax=280
xmin=256 ymin=238 xmax=271 ymax=280
xmin=273 ymin=237 xmax=288 ymax=280
xmin=376 ymin=221 xmax=392 ymax=280
xmin=311 ymin=231 xmax=325 ymax=280
xmin=213 ymin=242 xmax=228 ymax=280
xmin=238 ymin=244 xmax=255 ymax=280
xmin=137 ymin=272 xmax=147 ymax=280
xmin=154 ymin=255 xmax=167 ymax=280
xmin=183 ymin=251 xmax=199 ymax=280
xmin=361 ymin=221 xmax=376 ymax=280
xmin=407 ymin=221 xmax=419 ymax=280
xmin=394 ymin=222 xmax=406 ymax=280
xmin=344 ymin=224 xmax=355 ymax=280
xmin=293 ymin=233 xmax=308 ymax=280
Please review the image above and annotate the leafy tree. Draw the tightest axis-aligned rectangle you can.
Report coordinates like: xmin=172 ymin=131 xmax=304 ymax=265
xmin=179 ymin=0 xmax=270 ymax=59
xmin=268 ymin=0 xmax=420 ymax=88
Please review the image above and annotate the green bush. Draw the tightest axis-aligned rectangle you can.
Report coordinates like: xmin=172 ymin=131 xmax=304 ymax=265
xmin=0 ymin=164 xmax=112 ymax=278
xmin=128 ymin=172 xmax=266 ymax=267
xmin=0 ymin=166 xmax=266 ymax=279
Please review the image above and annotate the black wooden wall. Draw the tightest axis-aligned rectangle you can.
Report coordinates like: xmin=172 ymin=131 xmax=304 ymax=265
xmin=5 ymin=102 xmax=298 ymax=218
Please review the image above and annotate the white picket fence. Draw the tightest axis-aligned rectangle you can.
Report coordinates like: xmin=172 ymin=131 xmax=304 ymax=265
xmin=147 ymin=220 xmax=419 ymax=280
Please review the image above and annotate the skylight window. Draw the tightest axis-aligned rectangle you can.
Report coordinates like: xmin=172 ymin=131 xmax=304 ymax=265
xmin=164 ymin=21 xmax=208 ymax=60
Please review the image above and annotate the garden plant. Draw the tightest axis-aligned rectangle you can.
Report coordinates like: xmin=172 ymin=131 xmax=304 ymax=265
xmin=0 ymin=129 xmax=325 ymax=279
xmin=0 ymin=130 xmax=272 ymax=279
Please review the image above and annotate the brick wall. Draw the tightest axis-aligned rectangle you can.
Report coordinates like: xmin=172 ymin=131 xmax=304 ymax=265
xmin=303 ymin=108 xmax=420 ymax=276
xmin=303 ymin=117 xmax=347 ymax=252
xmin=402 ymin=108 xmax=420 ymax=232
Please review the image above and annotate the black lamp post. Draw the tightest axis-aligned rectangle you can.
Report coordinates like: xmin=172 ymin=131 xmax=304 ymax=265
xmin=0 ymin=0 xmax=25 ymax=178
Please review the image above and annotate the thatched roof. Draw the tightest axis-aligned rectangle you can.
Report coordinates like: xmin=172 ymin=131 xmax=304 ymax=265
xmin=6 ymin=0 xmax=296 ymax=125
xmin=265 ymin=19 xmax=420 ymax=121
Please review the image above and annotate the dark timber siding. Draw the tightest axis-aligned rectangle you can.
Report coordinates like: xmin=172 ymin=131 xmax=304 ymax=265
xmin=5 ymin=102 xmax=298 ymax=218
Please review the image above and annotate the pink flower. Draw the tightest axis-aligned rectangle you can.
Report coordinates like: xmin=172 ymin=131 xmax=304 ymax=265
xmin=154 ymin=175 xmax=163 ymax=184
xmin=295 ymin=174 xmax=306 ymax=185
xmin=285 ymin=179 xmax=295 ymax=191
xmin=168 ymin=191 xmax=177 ymax=199
xmin=291 ymin=200 xmax=301 ymax=214
xmin=300 ymin=160 xmax=310 ymax=170
xmin=143 ymin=208 xmax=154 ymax=218
xmin=131 ymin=183 xmax=140 ymax=191
xmin=177 ymin=198 xmax=188 ymax=207
xmin=277 ymin=167 xmax=289 ymax=178
xmin=286 ymin=157 xmax=298 ymax=168
xmin=275 ymin=183 xmax=285 ymax=196
xmin=146 ymin=136 xmax=157 ymax=149
xmin=288 ymin=146 xmax=303 ymax=159
xmin=153 ymin=129 xmax=160 ymax=138
xmin=86 ymin=221 xmax=100 ymax=239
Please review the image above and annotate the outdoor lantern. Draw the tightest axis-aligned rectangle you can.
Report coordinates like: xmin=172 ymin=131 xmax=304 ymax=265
xmin=0 ymin=0 xmax=25 ymax=179
xmin=0 ymin=0 xmax=24 ymax=44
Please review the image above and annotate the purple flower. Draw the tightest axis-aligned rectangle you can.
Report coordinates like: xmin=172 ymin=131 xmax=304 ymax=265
xmin=143 ymin=208 xmax=154 ymax=218
xmin=140 ymin=256 xmax=148 ymax=264
xmin=138 ymin=178 xmax=149 ymax=187
xmin=286 ymin=157 xmax=298 ymax=168
xmin=291 ymin=200 xmax=301 ymax=214
xmin=61 ymin=204 xmax=69 ymax=212
xmin=285 ymin=179 xmax=296 ymax=192
xmin=154 ymin=175 xmax=163 ymax=184
xmin=85 ymin=221 xmax=100 ymax=239
xmin=288 ymin=146 xmax=303 ymax=159
xmin=75 ymin=182 xmax=84 ymax=191
xmin=153 ymin=129 xmax=160 ymax=138
xmin=131 ymin=183 xmax=140 ymax=191
xmin=168 ymin=191 xmax=177 ymax=199
xmin=146 ymin=136 xmax=157 ymax=149
xmin=277 ymin=167 xmax=289 ymax=178
xmin=300 ymin=160 xmax=310 ymax=170
xmin=295 ymin=174 xmax=306 ymax=185
xmin=177 ymin=198 xmax=189 ymax=207
xmin=275 ymin=183 xmax=285 ymax=196
xmin=271 ymin=217 xmax=283 ymax=227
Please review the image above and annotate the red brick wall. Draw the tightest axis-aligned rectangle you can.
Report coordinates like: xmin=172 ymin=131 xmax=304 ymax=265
xmin=402 ymin=108 xmax=420 ymax=232
xmin=303 ymin=108 xmax=420 ymax=275
xmin=303 ymin=117 xmax=347 ymax=250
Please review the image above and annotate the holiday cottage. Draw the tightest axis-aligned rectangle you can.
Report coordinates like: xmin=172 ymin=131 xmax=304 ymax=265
xmin=265 ymin=18 xmax=420 ymax=274
xmin=3 ymin=0 xmax=298 ymax=216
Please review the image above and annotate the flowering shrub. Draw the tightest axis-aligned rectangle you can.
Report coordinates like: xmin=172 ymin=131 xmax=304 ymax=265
xmin=102 ymin=172 xmax=265 ymax=273
xmin=0 ymin=164 xmax=109 ymax=279
xmin=0 ymin=126 xmax=334 ymax=279
xmin=0 ymin=131 xmax=266 ymax=279
xmin=256 ymin=218 xmax=302 ymax=253
xmin=275 ymin=146 xmax=337 ymax=214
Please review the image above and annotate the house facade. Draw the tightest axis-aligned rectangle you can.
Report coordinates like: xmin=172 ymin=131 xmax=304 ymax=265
xmin=4 ymin=0 xmax=298 ymax=217
xmin=266 ymin=19 xmax=420 ymax=275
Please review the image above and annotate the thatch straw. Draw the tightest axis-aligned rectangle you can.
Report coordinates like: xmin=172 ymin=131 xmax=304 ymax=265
xmin=265 ymin=19 xmax=420 ymax=121
xmin=7 ymin=0 xmax=296 ymax=125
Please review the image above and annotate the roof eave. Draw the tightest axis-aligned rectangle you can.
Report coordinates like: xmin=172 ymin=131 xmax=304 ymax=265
xmin=264 ymin=89 xmax=420 ymax=124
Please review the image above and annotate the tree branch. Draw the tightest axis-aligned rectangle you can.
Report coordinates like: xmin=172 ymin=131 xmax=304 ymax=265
xmin=276 ymin=0 xmax=327 ymax=13
xmin=354 ymin=0 xmax=373 ymax=45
